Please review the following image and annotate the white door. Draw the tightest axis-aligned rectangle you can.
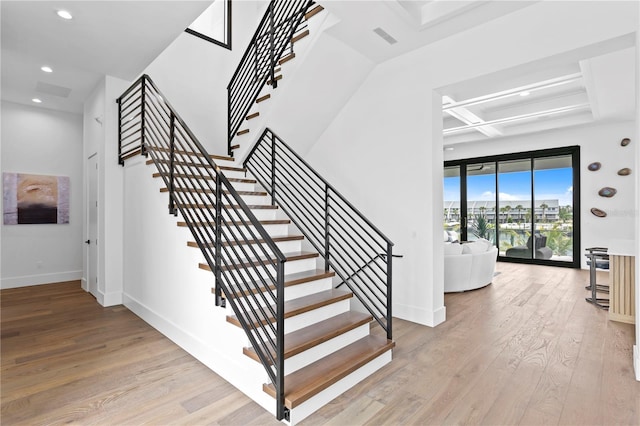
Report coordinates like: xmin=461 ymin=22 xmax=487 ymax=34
xmin=88 ymin=154 xmax=99 ymax=298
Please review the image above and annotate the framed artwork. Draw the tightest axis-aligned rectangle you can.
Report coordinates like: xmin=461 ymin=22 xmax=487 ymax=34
xmin=3 ymin=172 xmax=70 ymax=225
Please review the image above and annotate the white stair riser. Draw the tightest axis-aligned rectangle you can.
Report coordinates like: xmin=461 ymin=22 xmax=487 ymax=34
xmin=233 ymin=223 xmax=290 ymax=236
xmin=223 ymin=239 xmax=302 ymax=256
xmin=284 ymin=323 xmax=370 ymax=375
xmin=230 ymin=181 xmax=258 ymax=192
xmin=236 ymin=194 xmax=271 ymax=205
xmin=285 ymin=299 xmax=351 ymax=334
xmin=223 ymin=209 xmax=278 ymax=221
xmin=288 ymin=350 xmax=393 ymax=425
xmin=222 ymin=169 xmax=249 ymax=180
xmin=230 ymin=297 xmax=352 ymax=346
xmin=218 ymin=257 xmax=318 ymax=287
xmin=283 ymin=277 xmax=332 ymax=301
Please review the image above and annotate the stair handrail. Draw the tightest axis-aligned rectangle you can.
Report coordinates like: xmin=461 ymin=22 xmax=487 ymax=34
xmin=244 ymin=128 xmax=395 ymax=340
xmin=227 ymin=0 xmax=314 ymax=155
xmin=117 ymin=75 xmax=289 ymax=421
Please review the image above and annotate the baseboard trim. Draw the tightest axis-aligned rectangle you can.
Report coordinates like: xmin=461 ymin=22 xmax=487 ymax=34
xmin=394 ymin=302 xmax=446 ymax=327
xmin=1 ymin=270 xmax=82 ymax=289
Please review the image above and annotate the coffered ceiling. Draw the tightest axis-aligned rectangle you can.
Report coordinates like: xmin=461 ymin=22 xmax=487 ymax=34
xmin=441 ymin=34 xmax=636 ymax=146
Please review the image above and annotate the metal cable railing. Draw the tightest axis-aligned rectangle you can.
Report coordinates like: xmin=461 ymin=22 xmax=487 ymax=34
xmin=117 ymin=75 xmax=289 ymax=421
xmin=227 ymin=0 xmax=314 ymax=155
xmin=244 ymin=128 xmax=395 ymax=340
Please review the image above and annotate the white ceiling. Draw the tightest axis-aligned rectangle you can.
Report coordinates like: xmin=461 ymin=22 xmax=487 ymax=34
xmin=441 ymin=34 xmax=636 ymax=146
xmin=1 ymin=0 xmax=635 ymax=146
xmin=1 ymin=1 xmax=212 ymax=114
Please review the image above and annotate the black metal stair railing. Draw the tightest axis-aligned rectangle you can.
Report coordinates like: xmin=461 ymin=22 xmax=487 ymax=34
xmin=117 ymin=75 xmax=290 ymax=421
xmin=227 ymin=0 xmax=314 ymax=155
xmin=244 ymin=128 xmax=395 ymax=340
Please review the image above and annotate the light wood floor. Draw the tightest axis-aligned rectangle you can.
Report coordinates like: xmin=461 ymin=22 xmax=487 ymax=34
xmin=2 ymin=263 xmax=639 ymax=425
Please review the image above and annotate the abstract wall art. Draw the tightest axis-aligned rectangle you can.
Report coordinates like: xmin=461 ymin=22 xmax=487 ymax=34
xmin=3 ymin=173 xmax=70 ymax=225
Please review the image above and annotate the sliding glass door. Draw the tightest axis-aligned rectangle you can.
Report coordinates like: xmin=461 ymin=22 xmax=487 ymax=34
xmin=444 ymin=146 xmax=580 ymax=268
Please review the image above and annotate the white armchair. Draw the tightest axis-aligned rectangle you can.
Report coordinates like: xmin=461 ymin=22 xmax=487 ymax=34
xmin=444 ymin=240 xmax=498 ymax=292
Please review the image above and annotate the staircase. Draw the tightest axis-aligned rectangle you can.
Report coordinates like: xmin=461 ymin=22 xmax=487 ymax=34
xmin=117 ymin=2 xmax=395 ymax=424
xmin=227 ymin=0 xmax=325 ymax=157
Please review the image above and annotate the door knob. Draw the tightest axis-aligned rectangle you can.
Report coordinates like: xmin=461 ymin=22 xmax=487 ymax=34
xmin=85 ymin=240 xmax=91 ymax=245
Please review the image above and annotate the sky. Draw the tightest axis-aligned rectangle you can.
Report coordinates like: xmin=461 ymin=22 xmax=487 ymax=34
xmin=444 ymin=167 xmax=573 ymax=206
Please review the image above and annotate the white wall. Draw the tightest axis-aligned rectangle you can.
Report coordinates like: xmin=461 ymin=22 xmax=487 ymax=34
xmin=232 ymin=13 xmax=376 ymax=161
xmin=82 ymin=75 xmax=131 ymax=306
xmin=305 ymin=1 xmax=639 ymax=326
xmin=143 ymin=0 xmax=267 ymax=155
xmin=445 ymin=121 xmax=637 ymax=268
xmin=1 ymin=101 xmax=83 ymax=288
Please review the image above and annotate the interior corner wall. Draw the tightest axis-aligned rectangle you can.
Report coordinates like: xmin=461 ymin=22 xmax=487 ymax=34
xmin=445 ymin=120 xmax=637 ymax=269
xmin=305 ymin=1 xmax=639 ymax=327
xmin=82 ymin=75 xmax=131 ymax=306
xmin=1 ymin=101 xmax=83 ymax=289
xmin=142 ymin=1 xmax=267 ymax=156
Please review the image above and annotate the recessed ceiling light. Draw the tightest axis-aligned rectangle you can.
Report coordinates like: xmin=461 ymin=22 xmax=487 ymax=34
xmin=56 ymin=10 xmax=73 ymax=20
xmin=520 ymin=91 xmax=531 ymax=97
xmin=41 ymin=66 xmax=53 ymax=73
xmin=444 ymin=147 xmax=454 ymax=151
xmin=32 ymin=98 xmax=42 ymax=103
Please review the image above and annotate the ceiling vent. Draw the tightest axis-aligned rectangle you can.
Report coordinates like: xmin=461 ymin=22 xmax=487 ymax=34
xmin=36 ymin=81 xmax=71 ymax=98
xmin=373 ymin=27 xmax=398 ymax=45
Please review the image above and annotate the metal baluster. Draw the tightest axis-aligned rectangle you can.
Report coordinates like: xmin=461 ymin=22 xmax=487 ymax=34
xmin=140 ymin=79 xmax=147 ymax=157
xmin=271 ymin=132 xmax=277 ymax=205
xmin=215 ymin=166 xmax=224 ymax=307
xmin=117 ymin=97 xmax=123 ymax=165
xmin=386 ymin=242 xmax=393 ymax=340
xmin=324 ymin=186 xmax=330 ymax=272
xmin=269 ymin=3 xmax=277 ymax=89
xmin=168 ymin=113 xmax=177 ymax=216
xmin=275 ymin=257 xmax=286 ymax=421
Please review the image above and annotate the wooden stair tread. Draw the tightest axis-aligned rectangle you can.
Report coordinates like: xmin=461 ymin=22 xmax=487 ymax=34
xmin=177 ymin=219 xmax=289 ymax=227
xmin=291 ymin=29 xmax=309 ymax=44
xmin=243 ymin=311 xmax=373 ymax=363
xmin=120 ymin=148 xmax=142 ymax=161
xmin=226 ymin=289 xmax=352 ymax=328
xmin=263 ymin=335 xmax=394 ymax=408
xmin=201 ymin=251 xmax=318 ymax=273
xmin=188 ymin=235 xmax=303 ymax=248
xmin=210 ymin=269 xmax=335 ymax=300
xmin=152 ymin=172 xmax=255 ymax=184
xmin=246 ymin=112 xmax=260 ymax=120
xmin=267 ymin=74 xmax=283 ymax=86
xmin=256 ymin=94 xmax=271 ymax=104
xmin=282 ymin=269 xmax=335 ymax=286
xmin=175 ymin=203 xmax=277 ymax=210
xmin=279 ymin=53 xmax=295 ymax=65
xmin=147 ymin=146 xmax=233 ymax=162
xmin=230 ymin=144 xmax=240 ymax=150
xmin=304 ymin=4 xmax=324 ymax=20
xmin=146 ymin=158 xmax=245 ymax=172
xmin=160 ymin=188 xmax=266 ymax=196
xmin=237 ymin=129 xmax=250 ymax=136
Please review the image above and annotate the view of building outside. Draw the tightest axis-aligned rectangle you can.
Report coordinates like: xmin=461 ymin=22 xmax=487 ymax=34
xmin=444 ymin=155 xmax=574 ymax=262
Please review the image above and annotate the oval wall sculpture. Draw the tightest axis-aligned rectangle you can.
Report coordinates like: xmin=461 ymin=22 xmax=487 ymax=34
xmin=588 ymin=162 xmax=601 ymax=171
xmin=591 ymin=208 xmax=607 ymax=218
xmin=587 ymin=161 xmax=602 ymax=172
xmin=621 ymin=138 xmax=631 ymax=146
xmin=618 ymin=168 xmax=632 ymax=176
xmin=598 ymin=187 xmax=617 ymax=198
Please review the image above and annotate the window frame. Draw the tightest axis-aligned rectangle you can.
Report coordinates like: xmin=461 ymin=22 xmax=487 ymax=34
xmin=444 ymin=145 xmax=581 ymax=268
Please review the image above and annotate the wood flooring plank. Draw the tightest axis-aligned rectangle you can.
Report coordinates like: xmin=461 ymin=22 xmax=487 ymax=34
xmin=3 ymin=264 xmax=640 ymax=426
